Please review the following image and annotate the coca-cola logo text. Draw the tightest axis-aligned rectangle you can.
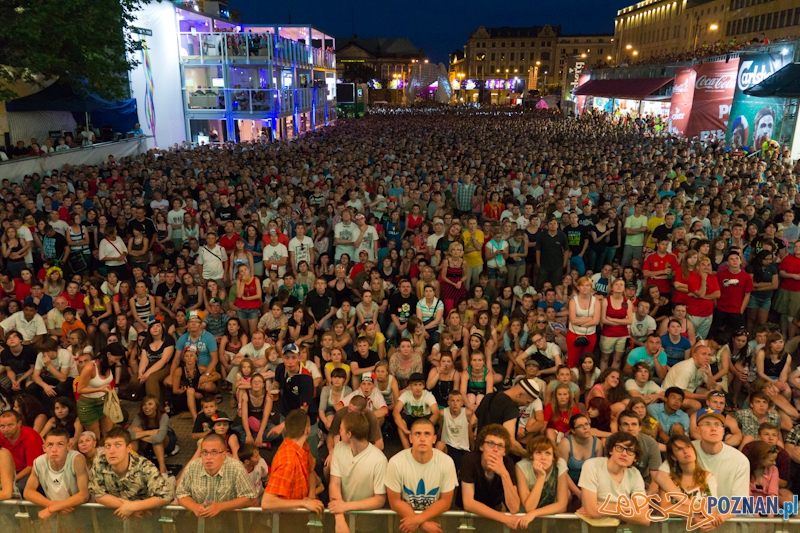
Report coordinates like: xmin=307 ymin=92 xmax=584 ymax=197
xmin=695 ymin=74 xmax=735 ymax=90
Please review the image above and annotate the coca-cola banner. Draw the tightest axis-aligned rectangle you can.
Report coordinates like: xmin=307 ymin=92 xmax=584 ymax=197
xmin=685 ymin=58 xmax=739 ymax=141
xmin=668 ymin=67 xmax=696 ymax=137
xmin=726 ymin=52 xmax=791 ymax=149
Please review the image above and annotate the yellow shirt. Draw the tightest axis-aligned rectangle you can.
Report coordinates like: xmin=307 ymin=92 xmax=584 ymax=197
xmin=645 ymin=215 xmax=665 ymax=249
xmin=462 ymin=229 xmax=485 ymax=268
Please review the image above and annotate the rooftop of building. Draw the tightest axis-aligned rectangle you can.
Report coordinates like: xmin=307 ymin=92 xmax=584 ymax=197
xmin=335 ymin=36 xmax=423 ymax=57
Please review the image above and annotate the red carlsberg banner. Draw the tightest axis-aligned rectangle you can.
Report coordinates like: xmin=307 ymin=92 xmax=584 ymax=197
xmin=684 ymin=58 xmax=740 ymax=141
xmin=668 ymin=67 xmax=696 ymax=137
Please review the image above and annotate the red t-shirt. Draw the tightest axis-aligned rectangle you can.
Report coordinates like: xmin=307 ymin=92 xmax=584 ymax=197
xmin=218 ymin=234 xmax=239 ymax=254
xmin=61 ymin=291 xmax=85 ymax=310
xmin=716 ymin=269 xmax=754 ymax=313
xmin=13 ymin=280 xmax=31 ymax=302
xmin=643 ymin=252 xmax=679 ymax=295
xmin=687 ymin=273 xmax=720 ymax=317
xmin=671 ymin=268 xmax=696 ymax=305
xmin=779 ymin=255 xmax=800 ymax=292
xmin=543 ymin=404 xmax=581 ymax=433
xmin=0 ymin=426 xmax=43 ymax=473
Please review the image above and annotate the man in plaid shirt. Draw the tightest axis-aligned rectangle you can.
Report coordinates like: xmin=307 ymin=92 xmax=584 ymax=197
xmin=176 ymin=433 xmax=258 ymax=517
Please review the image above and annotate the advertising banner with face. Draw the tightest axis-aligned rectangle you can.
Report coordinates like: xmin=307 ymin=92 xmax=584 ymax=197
xmin=726 ymin=52 xmax=790 ymax=149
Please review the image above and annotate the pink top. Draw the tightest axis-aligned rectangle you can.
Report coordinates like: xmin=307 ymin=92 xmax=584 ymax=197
xmin=750 ymin=465 xmax=779 ymax=497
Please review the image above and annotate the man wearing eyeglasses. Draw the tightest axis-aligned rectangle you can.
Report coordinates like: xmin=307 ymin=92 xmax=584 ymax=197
xmin=456 ymin=424 xmax=521 ymax=530
xmin=23 ymin=428 xmax=89 ymax=520
xmin=688 ymin=390 xmax=743 ymax=448
xmin=578 ymin=432 xmax=650 ymax=525
xmin=88 ymin=426 xmax=172 ymax=519
xmin=178 ymin=432 xmax=259 ymax=517
xmin=655 ymin=408 xmax=750 ymax=526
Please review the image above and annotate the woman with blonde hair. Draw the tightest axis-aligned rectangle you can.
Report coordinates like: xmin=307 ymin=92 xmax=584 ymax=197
xmin=566 ymin=276 xmax=600 ymax=368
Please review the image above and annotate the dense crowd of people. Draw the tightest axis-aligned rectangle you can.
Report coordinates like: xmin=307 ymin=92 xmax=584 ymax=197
xmin=0 ymin=106 xmax=796 ymax=530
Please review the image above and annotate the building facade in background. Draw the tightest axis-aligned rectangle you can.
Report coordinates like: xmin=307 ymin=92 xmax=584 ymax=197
xmin=614 ymin=0 xmax=800 ymax=63
xmin=452 ymin=25 xmax=612 ymax=104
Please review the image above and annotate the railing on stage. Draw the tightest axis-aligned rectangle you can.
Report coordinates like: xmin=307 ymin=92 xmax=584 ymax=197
xmin=0 ymin=500 xmax=796 ymax=533
xmin=178 ymin=32 xmax=335 ymax=69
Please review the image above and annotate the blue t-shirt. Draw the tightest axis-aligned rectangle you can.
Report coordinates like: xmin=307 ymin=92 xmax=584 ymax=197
xmin=538 ymin=301 xmax=564 ymax=312
xmin=660 ymin=334 xmax=692 ymax=367
xmin=647 ymin=402 xmax=689 ymax=436
xmin=176 ymin=330 xmax=218 ymax=368
xmin=626 ymin=346 xmax=667 ymax=373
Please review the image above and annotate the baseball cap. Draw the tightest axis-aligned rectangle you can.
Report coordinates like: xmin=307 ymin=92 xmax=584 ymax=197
xmin=282 ymin=343 xmax=300 ymax=355
xmin=210 ymin=297 xmax=224 ymax=305
xmin=211 ymin=415 xmax=231 ymax=424
xmin=625 ymin=281 xmax=638 ymax=289
xmin=355 ymin=213 xmax=365 ymax=220
xmin=518 ymin=378 xmax=541 ymax=399
xmin=696 ymin=407 xmax=725 ymax=425
xmin=433 ymin=218 xmax=444 ymax=225
xmin=408 ymin=372 xmax=425 ymax=384
xmin=582 ymin=200 xmax=592 ymax=206
xmin=269 ymin=229 xmax=278 ymax=235
xmin=525 ymin=359 xmax=540 ymax=368
xmin=361 ymin=372 xmax=376 ymax=383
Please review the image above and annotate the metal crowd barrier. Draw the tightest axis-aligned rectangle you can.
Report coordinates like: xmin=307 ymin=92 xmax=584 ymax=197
xmin=1 ymin=500 xmax=798 ymax=533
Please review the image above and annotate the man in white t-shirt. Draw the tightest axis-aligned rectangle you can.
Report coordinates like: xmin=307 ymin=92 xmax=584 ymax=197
xmin=386 ymin=418 xmax=457 ymax=528
xmin=329 ymin=410 xmax=388 ymax=533
xmin=227 ymin=331 xmax=271 ymax=385
xmin=629 ymin=300 xmax=657 ymax=347
xmin=288 ymin=221 xmax=314 ymax=271
xmin=12 ymin=217 xmax=33 ymax=267
xmin=262 ymin=230 xmax=289 ymax=277
xmin=28 ymin=337 xmax=78 ymax=401
xmin=334 ymin=209 xmax=357 ymax=262
xmin=167 ymin=199 xmax=186 ymax=247
xmin=655 ymin=407 xmax=749 ymax=527
xmin=578 ymin=432 xmax=649 ymax=525
xmin=353 ymin=214 xmax=379 ymax=262
xmin=197 ymin=231 xmax=227 ymax=285
xmin=662 ymin=344 xmax=715 ymax=414
xmin=426 ymin=219 xmax=445 ymax=269
xmin=23 ymin=428 xmax=89 ymax=520
xmin=339 ymin=373 xmax=388 ymax=423
xmin=393 ymin=373 xmax=440 ymax=449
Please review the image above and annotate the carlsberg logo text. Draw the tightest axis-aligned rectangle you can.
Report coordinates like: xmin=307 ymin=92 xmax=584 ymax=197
xmin=737 ymin=60 xmax=773 ymax=90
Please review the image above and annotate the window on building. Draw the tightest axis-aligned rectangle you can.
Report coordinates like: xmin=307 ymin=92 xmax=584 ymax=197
xmin=766 ymin=12 xmax=772 ymax=28
xmin=501 ymin=53 xmax=505 ymax=60
xmin=520 ymin=52 xmax=525 ymax=60
xmin=511 ymin=41 xmax=515 ymax=47
xmin=561 ymin=48 xmax=566 ymax=54
xmin=572 ymin=48 xmax=578 ymax=54
xmin=598 ymin=48 xmax=603 ymax=54
xmin=795 ymin=7 xmax=800 ymax=25
xmin=547 ymin=41 xmax=551 ymax=46
xmin=492 ymin=42 xmax=496 ymax=47
xmin=541 ymin=51 xmax=550 ymax=60
xmin=477 ymin=66 xmax=483 ymax=76
xmin=760 ymin=14 xmax=766 ymax=30
xmin=510 ymin=53 xmax=515 ymax=60
xmin=599 ymin=38 xmax=605 ymax=42
xmin=491 ymin=53 xmax=496 ymax=60
xmin=559 ymin=59 xmax=565 ymax=65
xmin=501 ymin=42 xmax=506 ymax=47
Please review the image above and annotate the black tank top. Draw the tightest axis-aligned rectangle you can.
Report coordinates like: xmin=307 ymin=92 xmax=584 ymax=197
xmin=247 ymin=391 xmax=266 ymax=420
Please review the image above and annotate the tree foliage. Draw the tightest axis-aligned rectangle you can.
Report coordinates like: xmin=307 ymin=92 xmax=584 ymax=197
xmin=342 ymin=63 xmax=378 ymax=83
xmin=0 ymin=0 xmax=152 ymax=101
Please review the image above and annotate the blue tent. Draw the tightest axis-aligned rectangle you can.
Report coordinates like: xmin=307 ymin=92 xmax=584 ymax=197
xmin=5 ymin=81 xmax=138 ymax=134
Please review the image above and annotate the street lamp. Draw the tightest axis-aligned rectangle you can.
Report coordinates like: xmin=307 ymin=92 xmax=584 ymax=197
xmin=626 ymin=44 xmax=633 ymax=50
xmin=633 ymin=50 xmax=639 ymax=56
